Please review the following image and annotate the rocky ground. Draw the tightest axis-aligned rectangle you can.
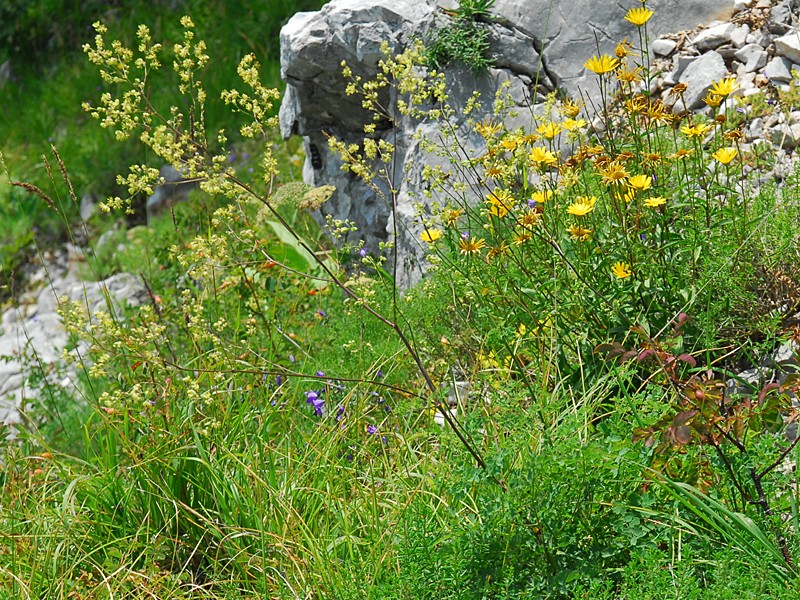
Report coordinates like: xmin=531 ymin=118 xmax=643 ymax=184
xmin=0 ymin=246 xmax=144 ymax=428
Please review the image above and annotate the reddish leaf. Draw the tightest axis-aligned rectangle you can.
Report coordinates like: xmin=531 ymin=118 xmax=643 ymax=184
xmin=757 ymin=382 xmax=781 ymax=406
xmin=637 ymin=349 xmax=656 ymax=362
xmin=673 ymin=425 xmax=692 ymax=444
xmin=621 ymin=350 xmax=639 ymax=362
xmin=677 ymin=353 xmax=697 ymax=367
xmin=673 ymin=410 xmax=698 ymax=426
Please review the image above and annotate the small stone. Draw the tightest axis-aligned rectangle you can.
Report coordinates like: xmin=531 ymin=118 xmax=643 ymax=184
xmin=693 ymin=23 xmax=735 ymax=51
xmin=747 ymin=117 xmax=764 ymax=141
xmin=652 ymin=38 xmax=678 ymax=56
xmin=764 ymin=56 xmax=793 ymax=83
xmin=769 ymin=123 xmax=799 ymax=149
xmin=771 ymin=0 xmax=795 ymax=26
xmin=734 ymin=43 xmax=768 ymax=72
xmin=731 ymin=24 xmax=750 ymax=48
xmin=664 ymin=54 xmax=696 ymax=86
xmin=678 ymin=51 xmax=729 ymax=110
xmin=746 ymin=29 xmax=768 ymax=47
xmin=790 ymin=110 xmax=800 ymax=125
xmin=775 ymin=32 xmax=800 ymax=64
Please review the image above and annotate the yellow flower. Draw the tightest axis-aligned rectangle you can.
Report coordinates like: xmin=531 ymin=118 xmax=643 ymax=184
xmin=644 ymin=196 xmax=667 ymax=208
xmin=712 ymin=146 xmax=738 ymax=165
xmin=500 ymin=132 xmax=525 ymax=152
xmin=519 ymin=210 xmax=540 ymax=230
xmin=567 ymin=195 xmax=597 ymax=216
xmin=475 ymin=119 xmax=502 ymax=138
xmin=628 ymin=174 xmax=652 ymax=192
xmin=611 ymin=261 xmax=632 ymax=279
xmin=459 ymin=236 xmax=487 ymax=255
xmin=680 ymin=122 xmax=713 ymax=138
xmin=617 ymin=66 xmax=643 ymax=83
xmin=708 ymin=77 xmax=739 ymax=98
xmin=529 ymin=146 xmax=558 ymax=167
xmin=563 ymin=118 xmax=587 ymax=131
xmin=600 ymin=161 xmax=629 ymax=185
xmin=537 ymin=121 xmax=563 ymax=139
xmin=670 ymin=148 xmax=693 ymax=160
xmin=486 ymin=189 xmax=514 ymax=218
xmin=625 ymin=7 xmax=654 ymax=26
xmin=487 ymin=242 xmax=510 ymax=261
xmin=442 ymin=207 xmax=463 ymax=226
xmin=567 ymin=224 xmax=593 ymax=241
xmin=420 ymin=228 xmax=443 ymax=243
xmin=584 ymin=54 xmax=620 ymax=75
xmin=615 ymin=39 xmax=632 ymax=58
xmin=530 ymin=189 xmax=553 ymax=204
xmin=559 ymin=98 xmax=584 ymax=118
xmin=703 ymin=92 xmax=723 ymax=108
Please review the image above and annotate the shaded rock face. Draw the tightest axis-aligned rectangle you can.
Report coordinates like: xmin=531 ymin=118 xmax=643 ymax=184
xmin=280 ymin=0 xmax=734 ymax=288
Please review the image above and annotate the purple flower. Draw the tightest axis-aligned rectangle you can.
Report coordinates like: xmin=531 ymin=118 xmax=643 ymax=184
xmin=305 ymin=390 xmax=324 ymax=416
xmin=367 ymin=425 xmax=378 ymax=435
xmin=228 ymin=152 xmax=236 ymax=163
xmin=276 ymin=374 xmax=283 ymax=386
xmin=336 ymin=404 xmax=345 ymax=421
xmin=316 ymin=370 xmax=325 ymax=377
xmin=316 ymin=310 xmax=327 ymax=318
xmin=359 ymin=247 xmax=368 ymax=258
xmin=289 ymin=354 xmax=295 ymax=363
xmin=243 ymin=152 xmax=250 ymax=160
xmin=461 ymin=231 xmax=470 ymax=239
xmin=527 ymin=199 xmax=536 ymax=208
xmin=376 ymin=369 xmax=384 ymax=379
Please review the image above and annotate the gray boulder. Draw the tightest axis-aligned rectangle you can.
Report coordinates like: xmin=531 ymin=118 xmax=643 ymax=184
xmin=279 ymin=0 xmax=735 ymax=288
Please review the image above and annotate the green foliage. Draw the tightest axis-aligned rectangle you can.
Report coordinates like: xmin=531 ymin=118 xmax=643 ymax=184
xmin=425 ymin=1 xmax=495 ymax=73
xmin=4 ymin=1 xmax=800 ymax=598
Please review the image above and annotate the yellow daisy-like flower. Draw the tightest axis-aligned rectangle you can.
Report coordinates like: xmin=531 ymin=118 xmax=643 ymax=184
xmin=530 ymin=189 xmax=553 ymax=204
xmin=584 ymin=54 xmax=620 ymax=75
xmin=486 ymin=189 xmax=514 ymax=218
xmin=420 ymin=228 xmax=443 ymax=243
xmin=625 ymin=7 xmax=654 ymax=26
xmin=703 ymin=92 xmax=723 ymax=108
xmin=529 ymin=146 xmax=558 ymax=167
xmin=519 ymin=210 xmax=541 ymax=230
xmin=563 ymin=118 xmax=587 ymax=131
xmin=475 ymin=119 xmax=502 ymax=138
xmin=708 ymin=77 xmax=739 ymax=98
xmin=644 ymin=196 xmax=667 ymax=208
xmin=711 ymin=146 xmax=738 ymax=165
xmin=567 ymin=224 xmax=593 ymax=241
xmin=559 ymin=98 xmax=584 ymax=118
xmin=680 ymin=122 xmax=713 ymax=138
xmin=500 ymin=135 xmax=522 ymax=151
xmin=537 ymin=121 xmax=563 ymax=139
xmin=487 ymin=241 xmax=510 ymax=261
xmin=442 ymin=207 xmax=464 ymax=226
xmin=628 ymin=174 xmax=652 ymax=192
xmin=600 ymin=161 xmax=629 ymax=186
xmin=459 ymin=236 xmax=487 ymax=255
xmin=615 ymin=39 xmax=633 ymax=58
xmin=611 ymin=262 xmax=632 ymax=279
xmin=617 ymin=66 xmax=643 ymax=84
xmin=567 ymin=195 xmax=597 ymax=217
xmin=670 ymin=148 xmax=693 ymax=160
xmin=484 ymin=164 xmax=504 ymax=179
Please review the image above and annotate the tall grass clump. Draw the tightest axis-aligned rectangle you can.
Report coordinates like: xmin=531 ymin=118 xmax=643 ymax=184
xmin=2 ymin=1 xmax=800 ymax=597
